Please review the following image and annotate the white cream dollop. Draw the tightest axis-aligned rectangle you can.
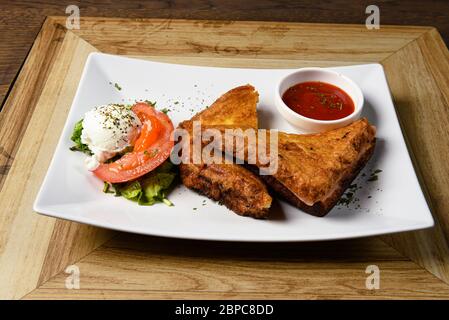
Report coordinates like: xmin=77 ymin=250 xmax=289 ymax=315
xmin=81 ymin=104 xmax=141 ymax=170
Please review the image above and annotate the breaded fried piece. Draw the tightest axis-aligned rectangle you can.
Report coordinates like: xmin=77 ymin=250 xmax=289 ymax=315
xmin=180 ymin=163 xmax=272 ymax=218
xmin=221 ymin=118 xmax=376 ymax=216
xmin=179 ymin=84 xmax=259 ymax=132
xmin=179 ymin=85 xmax=272 ymax=218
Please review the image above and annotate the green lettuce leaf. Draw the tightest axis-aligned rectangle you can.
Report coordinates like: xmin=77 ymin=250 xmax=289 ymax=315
xmin=140 ymin=172 xmax=175 ymax=206
xmin=120 ymin=181 xmax=143 ymax=200
xmin=70 ymin=119 xmax=92 ymax=155
xmin=104 ymin=161 xmax=177 ymax=206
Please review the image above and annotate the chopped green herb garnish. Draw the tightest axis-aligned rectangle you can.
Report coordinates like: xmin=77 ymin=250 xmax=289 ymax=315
xmin=144 ymin=100 xmax=156 ymax=107
xmin=367 ymin=169 xmax=382 ymax=182
xmin=114 ymin=83 xmax=122 ymax=91
xmin=150 ymin=149 xmax=159 ymax=157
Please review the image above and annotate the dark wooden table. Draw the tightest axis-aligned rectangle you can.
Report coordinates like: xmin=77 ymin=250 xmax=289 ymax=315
xmin=1 ymin=0 xmax=449 ymax=109
xmin=2 ymin=17 xmax=449 ymax=299
xmin=1 ymin=1 xmax=449 ymax=299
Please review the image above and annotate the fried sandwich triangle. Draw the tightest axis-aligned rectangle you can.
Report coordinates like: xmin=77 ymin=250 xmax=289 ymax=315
xmin=178 ymin=85 xmax=273 ymax=218
xmin=179 ymin=85 xmax=376 ymax=217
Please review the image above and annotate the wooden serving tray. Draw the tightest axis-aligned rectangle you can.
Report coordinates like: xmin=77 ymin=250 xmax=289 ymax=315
xmin=1 ymin=17 xmax=449 ymax=299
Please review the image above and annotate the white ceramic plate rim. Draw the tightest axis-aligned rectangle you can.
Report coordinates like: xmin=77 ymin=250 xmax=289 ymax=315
xmin=33 ymin=53 xmax=434 ymax=242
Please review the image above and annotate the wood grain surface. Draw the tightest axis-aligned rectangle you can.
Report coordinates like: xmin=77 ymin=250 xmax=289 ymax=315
xmin=24 ymin=235 xmax=449 ymax=300
xmin=0 ymin=25 xmax=114 ymax=299
xmin=1 ymin=17 xmax=449 ymax=300
xmin=1 ymin=0 xmax=449 ymax=108
xmin=380 ymin=28 xmax=449 ymax=282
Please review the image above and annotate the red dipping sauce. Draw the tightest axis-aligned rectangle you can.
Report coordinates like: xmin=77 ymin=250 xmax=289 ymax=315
xmin=282 ymin=81 xmax=355 ymax=121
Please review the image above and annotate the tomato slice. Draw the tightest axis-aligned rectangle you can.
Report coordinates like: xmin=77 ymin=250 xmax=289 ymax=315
xmin=133 ymin=115 xmax=162 ymax=152
xmin=93 ymin=103 xmax=174 ymax=183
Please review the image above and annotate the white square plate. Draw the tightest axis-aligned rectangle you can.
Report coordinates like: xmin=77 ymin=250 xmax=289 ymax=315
xmin=33 ymin=53 xmax=434 ymax=241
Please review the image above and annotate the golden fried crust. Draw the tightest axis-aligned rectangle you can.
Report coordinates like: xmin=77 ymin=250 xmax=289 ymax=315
xmin=275 ymin=118 xmax=376 ymax=207
xmin=180 ymin=84 xmax=259 ymax=131
xmin=179 ymin=84 xmax=272 ymax=218
xmin=255 ymin=131 xmax=375 ymax=216
xmin=222 ymin=118 xmax=376 ymax=216
xmin=180 ymin=163 xmax=272 ymax=218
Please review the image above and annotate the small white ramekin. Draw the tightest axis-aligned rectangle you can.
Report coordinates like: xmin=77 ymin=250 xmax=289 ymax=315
xmin=275 ymin=68 xmax=364 ymax=133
